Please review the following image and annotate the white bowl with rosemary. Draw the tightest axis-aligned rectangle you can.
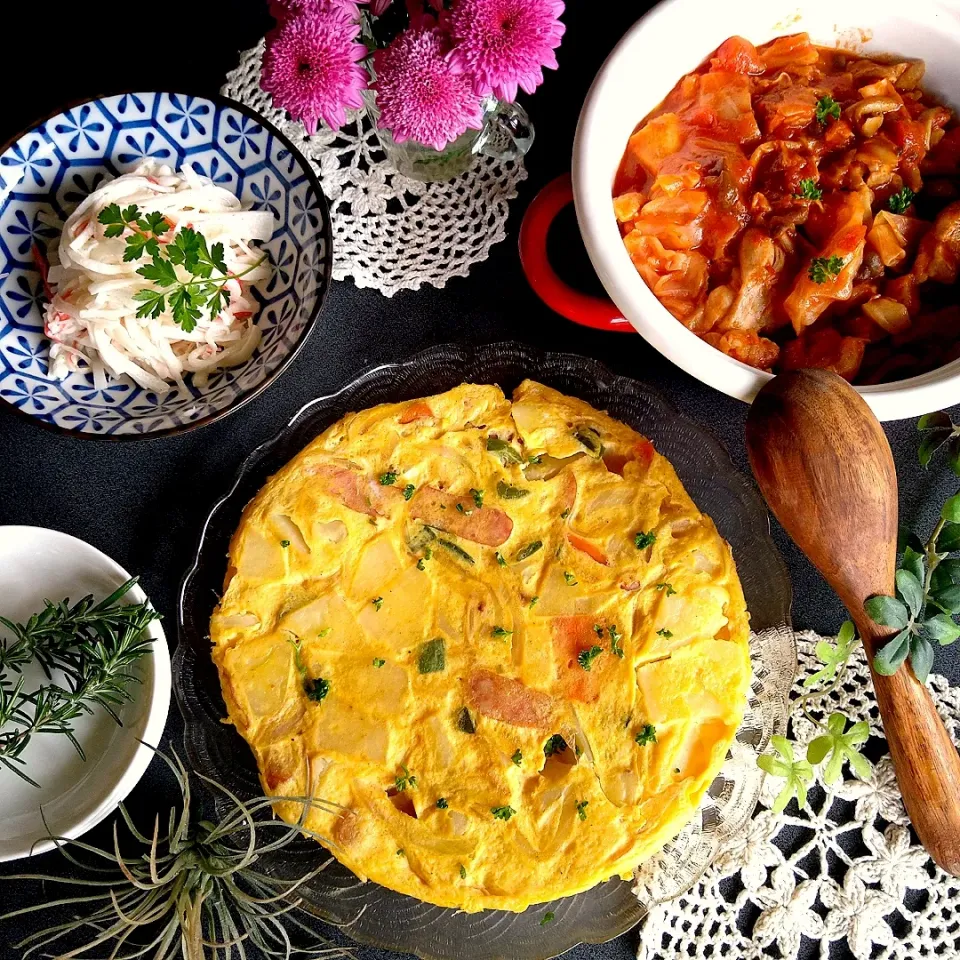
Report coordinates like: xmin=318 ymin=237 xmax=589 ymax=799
xmin=0 ymin=526 xmax=170 ymax=861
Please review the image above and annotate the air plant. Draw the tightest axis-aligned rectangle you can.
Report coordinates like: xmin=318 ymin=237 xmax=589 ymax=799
xmin=1 ymin=750 xmax=350 ymax=960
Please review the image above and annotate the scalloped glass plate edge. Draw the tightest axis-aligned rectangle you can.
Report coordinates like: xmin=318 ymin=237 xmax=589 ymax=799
xmin=175 ymin=341 xmax=796 ymax=960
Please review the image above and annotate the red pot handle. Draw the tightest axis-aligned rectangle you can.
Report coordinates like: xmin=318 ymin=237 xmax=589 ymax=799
xmin=518 ymin=173 xmax=633 ymax=333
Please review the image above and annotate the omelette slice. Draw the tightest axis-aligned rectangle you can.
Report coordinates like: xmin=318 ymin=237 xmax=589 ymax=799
xmin=210 ymin=381 xmax=751 ymax=913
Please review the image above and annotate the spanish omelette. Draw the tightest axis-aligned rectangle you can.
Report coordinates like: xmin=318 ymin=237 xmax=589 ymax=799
xmin=210 ymin=381 xmax=751 ymax=913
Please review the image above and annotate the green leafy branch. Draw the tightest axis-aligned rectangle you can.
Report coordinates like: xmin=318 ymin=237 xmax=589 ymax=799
xmin=758 ymin=410 xmax=960 ymax=811
xmin=863 ymin=412 xmax=960 ymax=680
xmin=97 ymin=202 xmax=266 ymax=333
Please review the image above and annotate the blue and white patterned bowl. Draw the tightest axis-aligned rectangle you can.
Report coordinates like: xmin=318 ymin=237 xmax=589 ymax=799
xmin=0 ymin=92 xmax=331 ymax=438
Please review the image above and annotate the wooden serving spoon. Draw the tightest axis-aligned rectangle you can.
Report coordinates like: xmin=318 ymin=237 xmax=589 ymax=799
xmin=746 ymin=367 xmax=960 ymax=877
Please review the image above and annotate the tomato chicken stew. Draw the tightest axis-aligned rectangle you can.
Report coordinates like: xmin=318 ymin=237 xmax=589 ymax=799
xmin=614 ymin=33 xmax=960 ymax=384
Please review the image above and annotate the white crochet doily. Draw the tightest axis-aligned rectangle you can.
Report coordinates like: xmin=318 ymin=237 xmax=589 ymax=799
xmin=637 ymin=631 xmax=959 ymax=960
xmin=222 ymin=42 xmax=528 ymax=297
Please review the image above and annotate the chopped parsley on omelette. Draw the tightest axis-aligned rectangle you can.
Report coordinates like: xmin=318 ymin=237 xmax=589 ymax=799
xmin=210 ymin=381 xmax=751 ymax=912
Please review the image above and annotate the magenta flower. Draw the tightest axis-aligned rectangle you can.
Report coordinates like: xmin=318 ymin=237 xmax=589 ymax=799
xmin=261 ymin=13 xmax=367 ymax=133
xmin=268 ymin=0 xmax=360 ymax=21
xmin=444 ymin=0 xmax=565 ymax=101
xmin=372 ymin=27 xmax=484 ymax=150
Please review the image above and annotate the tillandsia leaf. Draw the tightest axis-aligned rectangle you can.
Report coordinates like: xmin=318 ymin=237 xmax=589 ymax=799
xmin=0 ymin=748 xmax=350 ymax=960
xmin=804 ymin=620 xmax=858 ymax=689
xmin=864 ymin=594 xmax=909 ymax=629
xmin=806 ymin=712 xmax=871 ymax=784
xmin=895 ymin=568 xmax=923 ymax=617
xmin=757 ymin=735 xmax=814 ymax=814
xmin=873 ymin=628 xmax=911 ymax=675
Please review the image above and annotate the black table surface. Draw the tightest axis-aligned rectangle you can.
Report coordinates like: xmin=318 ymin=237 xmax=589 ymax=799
xmin=2 ymin=3 xmax=960 ymax=959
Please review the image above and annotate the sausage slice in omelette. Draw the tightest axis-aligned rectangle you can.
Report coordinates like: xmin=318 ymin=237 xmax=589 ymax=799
xmin=210 ymin=381 xmax=751 ymax=912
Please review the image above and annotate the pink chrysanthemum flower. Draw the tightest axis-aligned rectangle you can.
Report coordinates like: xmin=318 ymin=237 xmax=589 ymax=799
xmin=444 ymin=0 xmax=565 ymax=101
xmin=372 ymin=27 xmax=484 ymax=150
xmin=261 ymin=13 xmax=367 ymax=133
xmin=268 ymin=0 xmax=360 ymax=22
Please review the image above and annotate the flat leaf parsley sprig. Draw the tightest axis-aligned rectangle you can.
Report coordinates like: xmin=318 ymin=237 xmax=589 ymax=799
xmin=97 ymin=202 xmax=267 ymax=333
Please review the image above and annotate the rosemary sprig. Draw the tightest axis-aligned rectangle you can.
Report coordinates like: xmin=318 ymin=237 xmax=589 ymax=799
xmin=0 ymin=750 xmax=350 ymax=960
xmin=0 ymin=579 xmax=157 ymax=787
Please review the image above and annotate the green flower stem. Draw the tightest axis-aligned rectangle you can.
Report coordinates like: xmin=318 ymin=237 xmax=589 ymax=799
xmin=923 ymin=517 xmax=948 ymax=606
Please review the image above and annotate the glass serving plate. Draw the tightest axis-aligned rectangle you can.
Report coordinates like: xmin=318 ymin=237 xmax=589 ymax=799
xmin=175 ymin=342 xmax=795 ymax=960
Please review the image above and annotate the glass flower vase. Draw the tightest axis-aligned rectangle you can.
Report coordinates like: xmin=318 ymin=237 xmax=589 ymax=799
xmin=364 ymin=92 xmax=534 ymax=182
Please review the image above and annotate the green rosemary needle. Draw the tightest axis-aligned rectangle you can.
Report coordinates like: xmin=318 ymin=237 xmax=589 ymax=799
xmin=0 ymin=578 xmax=158 ymax=786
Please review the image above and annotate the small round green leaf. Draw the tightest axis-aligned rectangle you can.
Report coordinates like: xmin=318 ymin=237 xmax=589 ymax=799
xmin=898 ymin=525 xmax=925 ymax=555
xmin=873 ymin=628 xmax=911 ymax=675
xmin=757 ymin=754 xmax=790 ymax=777
xmin=923 ymin=613 xmax=960 ymax=645
xmin=895 ymin=569 xmax=923 ymax=618
xmin=950 ymin=437 xmax=960 ymax=478
xmin=933 ymin=584 xmax=960 ymax=614
xmin=910 ymin=634 xmax=935 ymax=683
xmin=863 ymin=594 xmax=909 ymax=629
xmin=919 ymin=431 xmax=951 ymax=468
xmin=806 ymin=735 xmax=831 ymax=765
xmin=942 ymin=495 xmax=960 ymax=523
xmin=938 ymin=557 xmax=960 ymax=584
xmin=938 ymin=523 xmax=960 ymax=554
xmin=900 ymin=546 xmax=925 ymax=587
xmin=918 ymin=411 xmax=953 ymax=432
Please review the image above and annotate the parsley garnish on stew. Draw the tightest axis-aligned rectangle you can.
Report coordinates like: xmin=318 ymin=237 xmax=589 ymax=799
xmin=437 ymin=539 xmax=475 ymax=565
xmin=373 ymin=657 xmax=386 ymax=668
xmin=795 ymin=178 xmax=823 ymax=201
xmin=656 ymin=582 xmax=677 ymax=596
xmin=372 ymin=596 xmax=383 ymax=611
xmin=808 ymin=255 xmax=845 ymax=283
xmin=815 ymin=95 xmax=841 ymax=125
xmin=657 ymin=628 xmax=673 ymax=639
xmin=491 ymin=626 xmax=513 ymax=640
xmin=491 ymin=805 xmax=516 ymax=821
xmin=889 ymin=185 xmax=916 ymax=214
xmin=564 ymin=571 xmax=579 ymax=586
xmin=635 ymin=724 xmax=658 ymax=746
xmin=470 ymin=488 xmax=484 ymax=509
xmin=577 ymin=645 xmax=603 ymax=671
xmin=379 ymin=472 xmax=397 ymax=486
xmin=436 ymin=797 xmax=449 ymax=809
xmin=403 ymin=483 xmax=416 ymax=500
xmin=280 ymin=539 xmax=291 ymax=548
xmin=511 ymin=749 xmax=522 ymax=765
xmin=576 ymin=800 xmax=589 ymax=821
xmin=306 ymin=677 xmax=329 ymax=702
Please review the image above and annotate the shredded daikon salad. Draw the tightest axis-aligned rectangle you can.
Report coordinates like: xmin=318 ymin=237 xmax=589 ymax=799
xmin=42 ymin=160 xmax=274 ymax=394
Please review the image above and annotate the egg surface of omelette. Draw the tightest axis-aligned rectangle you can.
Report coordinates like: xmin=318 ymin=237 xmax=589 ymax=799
xmin=210 ymin=381 xmax=751 ymax=913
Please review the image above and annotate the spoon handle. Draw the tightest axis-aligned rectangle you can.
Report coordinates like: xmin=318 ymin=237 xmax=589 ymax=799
xmin=855 ymin=612 xmax=960 ymax=875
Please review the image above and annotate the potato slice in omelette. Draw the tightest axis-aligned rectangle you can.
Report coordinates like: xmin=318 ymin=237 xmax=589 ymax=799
xmin=210 ymin=381 xmax=751 ymax=913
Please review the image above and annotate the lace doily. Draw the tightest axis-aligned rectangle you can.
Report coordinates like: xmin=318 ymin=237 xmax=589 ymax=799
xmin=222 ymin=42 xmax=528 ymax=297
xmin=636 ymin=631 xmax=959 ymax=960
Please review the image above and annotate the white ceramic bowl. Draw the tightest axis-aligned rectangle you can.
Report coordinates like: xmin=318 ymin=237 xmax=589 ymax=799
xmin=573 ymin=0 xmax=960 ymax=422
xmin=0 ymin=527 xmax=170 ymax=861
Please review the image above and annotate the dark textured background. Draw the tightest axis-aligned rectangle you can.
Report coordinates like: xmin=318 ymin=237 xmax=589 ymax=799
xmin=2 ymin=2 xmax=959 ymax=958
